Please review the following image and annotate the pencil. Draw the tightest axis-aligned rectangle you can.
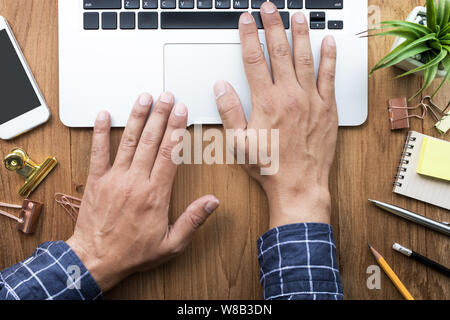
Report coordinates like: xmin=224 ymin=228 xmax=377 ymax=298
xmin=368 ymin=244 xmax=415 ymax=300
xmin=392 ymin=243 xmax=450 ymax=277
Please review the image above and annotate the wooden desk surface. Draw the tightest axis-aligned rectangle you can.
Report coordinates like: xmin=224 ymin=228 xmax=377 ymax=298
xmin=0 ymin=0 xmax=448 ymax=300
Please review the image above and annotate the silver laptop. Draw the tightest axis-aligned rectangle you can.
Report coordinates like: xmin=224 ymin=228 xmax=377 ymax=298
xmin=58 ymin=0 xmax=368 ymax=127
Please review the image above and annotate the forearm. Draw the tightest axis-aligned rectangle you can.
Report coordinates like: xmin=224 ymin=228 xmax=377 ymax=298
xmin=266 ymin=185 xmax=332 ymax=229
xmin=258 ymin=223 xmax=343 ymax=300
xmin=0 ymin=241 xmax=102 ymax=300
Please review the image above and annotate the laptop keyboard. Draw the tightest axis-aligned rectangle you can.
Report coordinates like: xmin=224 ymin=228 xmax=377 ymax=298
xmin=83 ymin=0 xmax=344 ymax=30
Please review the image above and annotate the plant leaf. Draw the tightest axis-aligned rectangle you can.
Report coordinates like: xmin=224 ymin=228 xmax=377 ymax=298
xmin=438 ymin=0 xmax=445 ymax=28
xmin=427 ymin=0 xmax=438 ymax=32
xmin=431 ymin=54 xmax=450 ymax=97
xmin=396 ymin=48 xmax=448 ymax=78
xmin=371 ymin=40 xmax=412 ymax=71
xmin=372 ymin=44 xmax=431 ymax=74
xmin=368 ymin=29 xmax=420 ymax=41
xmin=440 ymin=22 xmax=450 ymax=35
xmin=438 ymin=0 xmax=450 ymax=30
xmin=430 ymin=39 xmax=443 ymax=50
xmin=411 ymin=53 xmax=439 ymax=99
xmin=365 ymin=24 xmax=423 ymax=38
xmin=378 ymin=26 xmax=422 ymax=38
xmin=371 ymin=34 xmax=436 ymax=72
xmin=379 ymin=21 xmax=432 ymax=36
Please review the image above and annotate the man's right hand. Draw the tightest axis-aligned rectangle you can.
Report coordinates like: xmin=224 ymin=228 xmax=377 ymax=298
xmin=67 ymin=92 xmax=219 ymax=293
xmin=214 ymin=3 xmax=339 ymax=229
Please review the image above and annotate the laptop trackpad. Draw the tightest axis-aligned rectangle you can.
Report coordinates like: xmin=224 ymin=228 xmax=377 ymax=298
xmin=164 ymin=43 xmax=253 ymax=126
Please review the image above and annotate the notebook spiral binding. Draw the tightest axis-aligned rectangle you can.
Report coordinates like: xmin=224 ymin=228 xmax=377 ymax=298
xmin=393 ymin=132 xmax=417 ymax=188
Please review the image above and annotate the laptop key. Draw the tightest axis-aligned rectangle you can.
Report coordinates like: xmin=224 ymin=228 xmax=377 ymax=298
xmin=310 ymin=21 xmax=325 ymax=29
xmin=102 ymin=12 xmax=117 ymax=29
xmin=310 ymin=11 xmax=325 ymax=21
xmin=179 ymin=0 xmax=194 ymax=8
xmin=251 ymin=0 xmax=265 ymax=9
xmin=161 ymin=0 xmax=176 ymax=8
xmin=120 ymin=12 xmax=136 ymax=29
xmin=233 ymin=0 xmax=249 ymax=8
xmin=287 ymin=0 xmax=302 ymax=9
xmin=84 ymin=12 xmax=99 ymax=30
xmin=252 ymin=12 xmax=290 ymax=29
xmin=138 ymin=12 xmax=158 ymax=29
xmin=305 ymin=0 xmax=342 ymax=9
xmin=84 ymin=0 xmax=122 ymax=9
xmin=124 ymin=0 xmax=140 ymax=9
xmin=270 ymin=0 xmax=285 ymax=9
xmin=197 ymin=0 xmax=213 ymax=9
xmin=161 ymin=12 xmax=245 ymax=28
xmin=310 ymin=11 xmax=325 ymax=29
xmin=328 ymin=20 xmax=343 ymax=29
xmin=216 ymin=0 xmax=231 ymax=9
xmin=143 ymin=0 xmax=158 ymax=8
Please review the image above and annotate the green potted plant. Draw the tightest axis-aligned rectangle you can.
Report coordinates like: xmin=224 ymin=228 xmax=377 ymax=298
xmin=369 ymin=0 xmax=450 ymax=99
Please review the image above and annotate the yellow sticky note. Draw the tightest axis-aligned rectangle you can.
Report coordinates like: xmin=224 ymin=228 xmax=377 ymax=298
xmin=417 ymin=137 xmax=450 ymax=182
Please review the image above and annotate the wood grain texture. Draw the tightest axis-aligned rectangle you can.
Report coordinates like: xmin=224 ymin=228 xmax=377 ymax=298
xmin=0 ymin=0 xmax=448 ymax=300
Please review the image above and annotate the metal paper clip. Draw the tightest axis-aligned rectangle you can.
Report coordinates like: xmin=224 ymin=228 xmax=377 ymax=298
xmin=55 ymin=193 xmax=81 ymax=222
xmin=3 ymin=148 xmax=58 ymax=197
xmin=0 ymin=200 xmax=43 ymax=234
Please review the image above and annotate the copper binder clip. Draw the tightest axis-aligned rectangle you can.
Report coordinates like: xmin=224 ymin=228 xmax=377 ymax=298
xmin=0 ymin=200 xmax=43 ymax=234
xmin=3 ymin=148 xmax=57 ymax=197
xmin=422 ymin=96 xmax=449 ymax=119
xmin=422 ymin=96 xmax=450 ymax=135
xmin=388 ymin=97 xmax=427 ymax=130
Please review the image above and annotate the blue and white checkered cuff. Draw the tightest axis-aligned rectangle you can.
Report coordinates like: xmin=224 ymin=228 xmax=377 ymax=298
xmin=257 ymin=223 xmax=344 ymax=300
xmin=0 ymin=241 xmax=103 ymax=300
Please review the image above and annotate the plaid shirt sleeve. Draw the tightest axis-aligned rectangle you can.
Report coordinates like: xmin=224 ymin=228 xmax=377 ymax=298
xmin=1 ymin=224 xmax=341 ymax=300
xmin=0 ymin=241 xmax=102 ymax=300
xmin=258 ymin=223 xmax=344 ymax=300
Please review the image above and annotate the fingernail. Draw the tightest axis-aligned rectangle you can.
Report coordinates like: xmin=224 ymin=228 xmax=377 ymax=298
xmin=205 ymin=199 xmax=220 ymax=214
xmin=326 ymin=35 xmax=336 ymax=47
xmin=174 ymin=103 xmax=187 ymax=116
xmin=139 ymin=93 xmax=152 ymax=106
xmin=294 ymin=12 xmax=306 ymax=24
xmin=241 ymin=12 xmax=254 ymax=24
xmin=261 ymin=2 xmax=276 ymax=14
xmin=214 ymin=81 xmax=228 ymax=99
xmin=97 ymin=110 xmax=109 ymax=121
xmin=160 ymin=91 xmax=174 ymax=104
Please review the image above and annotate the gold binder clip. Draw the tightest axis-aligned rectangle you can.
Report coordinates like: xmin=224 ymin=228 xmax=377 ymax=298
xmin=3 ymin=148 xmax=57 ymax=197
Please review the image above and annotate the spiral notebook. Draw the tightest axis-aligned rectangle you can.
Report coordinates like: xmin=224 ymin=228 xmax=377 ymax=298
xmin=393 ymin=131 xmax=450 ymax=210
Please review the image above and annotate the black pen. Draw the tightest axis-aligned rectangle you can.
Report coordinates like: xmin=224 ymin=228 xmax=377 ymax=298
xmin=392 ymin=243 xmax=450 ymax=277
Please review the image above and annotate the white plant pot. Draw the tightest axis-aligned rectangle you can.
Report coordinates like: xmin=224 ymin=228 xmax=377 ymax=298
xmin=391 ymin=6 xmax=446 ymax=78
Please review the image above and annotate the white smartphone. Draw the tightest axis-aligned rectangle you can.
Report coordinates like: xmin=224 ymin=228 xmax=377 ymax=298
xmin=0 ymin=16 xmax=50 ymax=140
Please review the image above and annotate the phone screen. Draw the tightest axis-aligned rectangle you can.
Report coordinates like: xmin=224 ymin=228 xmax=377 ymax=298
xmin=0 ymin=29 xmax=41 ymax=125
